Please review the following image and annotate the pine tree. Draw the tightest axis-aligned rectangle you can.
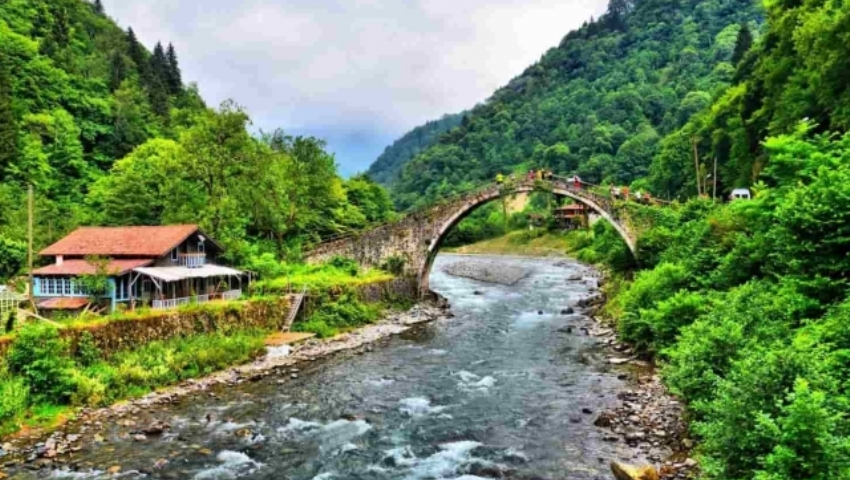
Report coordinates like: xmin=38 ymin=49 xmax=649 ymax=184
xmin=109 ymin=50 xmax=127 ymax=91
xmin=732 ymin=23 xmax=753 ymax=65
xmin=93 ymin=0 xmax=105 ymax=15
xmin=126 ymin=28 xmax=148 ymax=81
xmin=150 ymin=42 xmax=168 ymax=82
xmin=0 ymin=67 xmax=19 ymax=180
xmin=606 ymin=0 xmax=631 ymax=30
xmin=165 ymin=43 xmax=182 ymax=94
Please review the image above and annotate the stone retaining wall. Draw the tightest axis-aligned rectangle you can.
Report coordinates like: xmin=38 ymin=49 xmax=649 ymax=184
xmin=0 ymin=297 xmax=292 ymax=357
xmin=0 ymin=278 xmax=421 ymax=357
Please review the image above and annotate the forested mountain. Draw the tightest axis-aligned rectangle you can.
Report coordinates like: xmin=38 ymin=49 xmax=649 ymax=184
xmin=367 ymin=112 xmax=463 ymax=186
xmin=0 ymin=0 xmax=394 ymax=281
xmin=385 ymin=0 xmax=763 ymax=209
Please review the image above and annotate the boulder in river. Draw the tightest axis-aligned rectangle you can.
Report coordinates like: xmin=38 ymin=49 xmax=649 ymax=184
xmin=561 ymin=307 xmax=574 ymax=315
xmin=610 ymin=461 xmax=659 ymax=480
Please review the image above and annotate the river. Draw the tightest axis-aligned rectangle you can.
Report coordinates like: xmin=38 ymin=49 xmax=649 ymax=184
xmin=10 ymin=255 xmax=651 ymax=480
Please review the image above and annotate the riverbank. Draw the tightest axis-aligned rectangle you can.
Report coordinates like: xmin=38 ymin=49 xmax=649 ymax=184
xmin=443 ymin=230 xmax=570 ymax=256
xmin=0 ymin=303 xmax=447 ymax=474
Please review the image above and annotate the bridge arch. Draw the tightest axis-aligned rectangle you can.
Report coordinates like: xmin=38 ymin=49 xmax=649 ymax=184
xmin=417 ymin=184 xmax=636 ymax=293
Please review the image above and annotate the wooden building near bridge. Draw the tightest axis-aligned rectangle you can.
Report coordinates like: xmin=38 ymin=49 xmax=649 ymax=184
xmin=33 ymin=225 xmax=248 ymax=314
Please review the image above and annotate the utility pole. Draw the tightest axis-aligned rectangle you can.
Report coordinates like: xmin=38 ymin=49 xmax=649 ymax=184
xmin=502 ymin=194 xmax=509 ymax=234
xmin=713 ymin=157 xmax=718 ymax=201
xmin=691 ymin=136 xmax=702 ymax=197
xmin=27 ymin=184 xmax=35 ymax=310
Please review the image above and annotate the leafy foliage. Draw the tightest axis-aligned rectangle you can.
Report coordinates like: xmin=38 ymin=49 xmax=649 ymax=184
xmin=567 ymin=130 xmax=850 ymax=480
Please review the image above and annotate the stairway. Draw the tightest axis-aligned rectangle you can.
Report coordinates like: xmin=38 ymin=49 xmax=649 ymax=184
xmin=283 ymin=290 xmax=306 ymax=331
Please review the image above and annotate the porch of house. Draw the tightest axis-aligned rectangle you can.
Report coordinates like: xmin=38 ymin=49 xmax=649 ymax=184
xmin=120 ymin=265 xmax=248 ymax=311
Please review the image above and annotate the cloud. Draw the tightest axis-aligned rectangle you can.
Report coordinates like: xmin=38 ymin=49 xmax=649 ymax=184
xmin=103 ymin=0 xmax=608 ymax=175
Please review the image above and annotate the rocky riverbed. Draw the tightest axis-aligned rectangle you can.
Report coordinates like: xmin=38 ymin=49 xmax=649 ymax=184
xmin=441 ymin=255 xmax=532 ymax=285
xmin=0 ymin=256 xmax=693 ymax=480
xmin=0 ymin=304 xmax=447 ymax=475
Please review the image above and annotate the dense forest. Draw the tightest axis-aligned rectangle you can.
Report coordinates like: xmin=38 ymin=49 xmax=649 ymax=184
xmin=370 ymin=0 xmax=763 ymax=209
xmin=367 ymin=112 xmax=464 ymax=186
xmin=0 ymin=0 xmax=394 ymax=282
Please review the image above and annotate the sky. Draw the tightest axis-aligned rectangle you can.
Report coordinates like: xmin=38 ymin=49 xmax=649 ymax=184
xmin=103 ymin=0 xmax=609 ymax=176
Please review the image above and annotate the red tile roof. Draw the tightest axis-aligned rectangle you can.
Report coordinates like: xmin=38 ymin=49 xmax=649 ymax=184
xmin=40 ymin=225 xmax=201 ymax=257
xmin=33 ymin=259 xmax=153 ymax=276
xmin=38 ymin=298 xmax=90 ymax=310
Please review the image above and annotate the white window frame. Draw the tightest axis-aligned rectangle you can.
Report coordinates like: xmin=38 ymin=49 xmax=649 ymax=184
xmin=171 ymin=248 xmax=179 ymax=261
xmin=198 ymin=241 xmax=205 ymax=254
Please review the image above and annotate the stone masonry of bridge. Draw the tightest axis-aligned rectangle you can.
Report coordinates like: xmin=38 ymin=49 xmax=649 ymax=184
xmin=305 ymin=178 xmax=636 ymax=296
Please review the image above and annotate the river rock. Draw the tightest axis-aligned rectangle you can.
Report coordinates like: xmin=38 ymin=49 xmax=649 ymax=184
xmin=610 ymin=461 xmax=659 ymax=480
xmin=107 ymin=466 xmax=121 ymax=475
xmin=133 ymin=434 xmax=147 ymax=442
xmin=561 ymin=307 xmax=575 ymax=315
xmin=594 ymin=412 xmax=616 ymax=427
xmin=608 ymin=357 xmax=631 ymax=365
xmin=141 ymin=421 xmax=171 ymax=435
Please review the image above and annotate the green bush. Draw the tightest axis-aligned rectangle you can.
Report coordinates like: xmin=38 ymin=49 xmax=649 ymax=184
xmin=7 ymin=323 xmax=76 ymax=402
xmin=295 ymin=293 xmax=381 ymax=338
xmin=663 ymin=280 xmax=817 ymax=405
xmin=380 ymin=256 xmax=407 ymax=275
xmin=329 ymin=256 xmax=360 ymax=276
xmin=75 ymin=332 xmax=103 ymax=367
xmin=623 ymin=290 xmax=709 ymax=353
xmin=0 ymin=377 xmax=29 ymax=424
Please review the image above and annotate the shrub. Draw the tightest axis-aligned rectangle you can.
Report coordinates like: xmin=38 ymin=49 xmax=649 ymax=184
xmin=75 ymin=332 xmax=103 ymax=367
xmin=329 ymin=256 xmax=360 ymax=276
xmin=295 ymin=294 xmax=381 ymax=338
xmin=628 ymin=290 xmax=710 ymax=353
xmin=0 ymin=377 xmax=29 ymax=424
xmin=663 ymin=280 xmax=817 ymax=405
xmin=7 ymin=323 xmax=76 ymax=402
xmin=380 ymin=256 xmax=407 ymax=275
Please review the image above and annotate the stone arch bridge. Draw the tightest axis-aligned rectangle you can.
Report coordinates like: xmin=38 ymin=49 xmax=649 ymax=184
xmin=306 ymin=178 xmax=637 ymax=296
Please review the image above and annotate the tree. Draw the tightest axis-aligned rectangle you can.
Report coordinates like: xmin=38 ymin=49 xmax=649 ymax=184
xmin=606 ymin=0 xmax=631 ymax=30
xmin=0 ymin=66 xmax=18 ymax=181
xmin=108 ymin=50 xmax=128 ymax=92
xmin=731 ymin=22 xmax=753 ymax=65
xmin=166 ymin=43 xmax=182 ymax=95
xmin=93 ymin=0 xmax=105 ymax=16
xmin=126 ymin=28 xmax=148 ymax=80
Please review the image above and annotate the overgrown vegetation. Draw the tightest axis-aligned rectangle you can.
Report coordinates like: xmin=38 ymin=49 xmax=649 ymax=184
xmin=250 ymin=257 xmax=395 ymax=295
xmin=294 ymin=292 xmax=383 ymax=339
xmin=0 ymin=322 xmax=266 ymax=436
xmin=569 ymin=128 xmax=850 ymax=480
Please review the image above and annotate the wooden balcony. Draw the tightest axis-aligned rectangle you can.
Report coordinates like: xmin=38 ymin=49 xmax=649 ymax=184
xmin=179 ymin=253 xmax=206 ymax=268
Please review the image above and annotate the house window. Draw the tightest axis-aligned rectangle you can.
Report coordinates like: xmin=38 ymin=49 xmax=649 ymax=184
xmin=171 ymin=248 xmax=179 ymax=261
xmin=198 ymin=242 xmax=205 ymax=254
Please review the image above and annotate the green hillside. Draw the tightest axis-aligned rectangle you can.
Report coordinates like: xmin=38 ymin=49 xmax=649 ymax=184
xmin=384 ymin=0 xmax=762 ymax=209
xmin=367 ymin=112 xmax=464 ymax=186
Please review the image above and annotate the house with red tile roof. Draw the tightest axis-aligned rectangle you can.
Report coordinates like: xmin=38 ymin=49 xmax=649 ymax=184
xmin=33 ymin=225 xmax=247 ymax=313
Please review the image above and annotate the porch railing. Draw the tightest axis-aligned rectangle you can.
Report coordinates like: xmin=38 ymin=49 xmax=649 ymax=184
xmin=152 ymin=294 xmax=210 ymax=311
xmin=179 ymin=253 xmax=207 ymax=268
xmin=222 ymin=289 xmax=242 ymax=301
xmin=150 ymin=291 xmax=242 ymax=310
